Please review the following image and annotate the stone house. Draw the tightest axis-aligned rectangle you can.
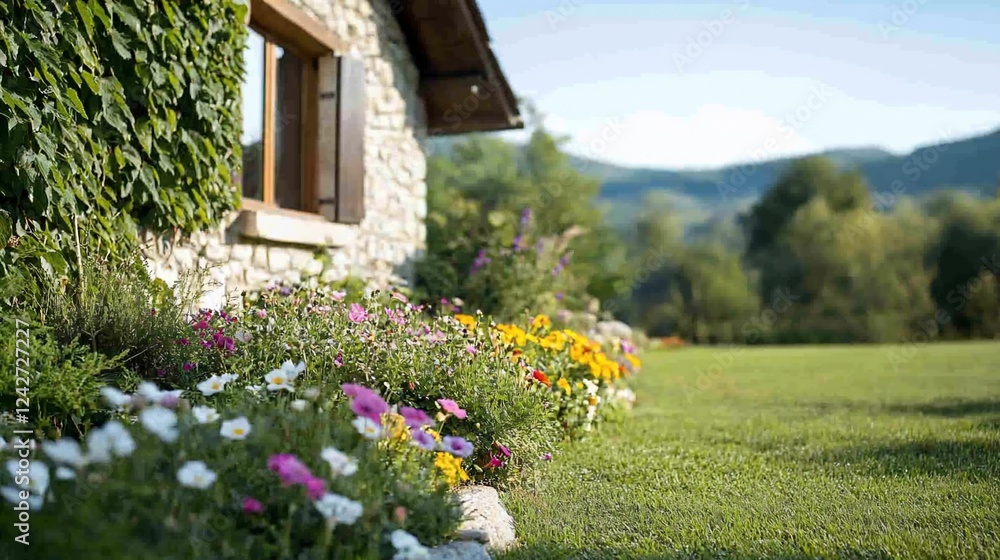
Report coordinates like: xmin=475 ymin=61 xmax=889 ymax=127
xmin=142 ymin=0 xmax=521 ymax=304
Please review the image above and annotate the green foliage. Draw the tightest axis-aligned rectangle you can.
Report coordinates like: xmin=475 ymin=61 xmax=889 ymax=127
xmin=417 ymin=128 xmax=631 ymax=318
xmin=0 ymin=317 xmax=122 ymax=439
xmin=0 ymin=0 xmax=246 ymax=276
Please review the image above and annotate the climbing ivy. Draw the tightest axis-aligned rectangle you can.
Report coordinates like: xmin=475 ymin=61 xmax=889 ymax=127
xmin=0 ymin=0 xmax=247 ymax=279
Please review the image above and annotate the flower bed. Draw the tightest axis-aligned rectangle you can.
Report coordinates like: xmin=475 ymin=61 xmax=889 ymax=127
xmin=0 ymin=267 xmax=641 ymax=557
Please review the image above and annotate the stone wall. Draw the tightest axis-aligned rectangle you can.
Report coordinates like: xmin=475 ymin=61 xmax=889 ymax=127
xmin=141 ymin=0 xmax=428 ymax=308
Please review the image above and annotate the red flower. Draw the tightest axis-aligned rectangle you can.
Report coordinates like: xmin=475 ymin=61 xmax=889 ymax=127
xmin=531 ymin=370 xmax=551 ymax=388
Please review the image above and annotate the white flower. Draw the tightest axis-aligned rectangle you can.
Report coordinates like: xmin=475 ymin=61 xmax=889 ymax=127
xmin=1 ymin=459 xmax=49 ymax=510
xmin=352 ymin=417 xmax=383 ymax=440
xmin=220 ymin=417 xmax=252 ymax=440
xmin=391 ymin=529 xmax=430 ymax=559
xmin=86 ymin=421 xmax=135 ymax=463
xmin=136 ymin=382 xmax=183 ymax=406
xmin=290 ymin=399 xmax=308 ymax=411
xmin=582 ymin=378 xmax=599 ymax=395
xmin=303 ymin=387 xmax=321 ymax=400
xmin=41 ymin=439 xmax=86 ymax=468
xmin=192 ymin=405 xmax=221 ymax=424
xmin=55 ymin=467 xmax=76 ymax=480
xmin=196 ymin=375 xmax=230 ymax=396
xmin=234 ymin=330 xmax=252 ymax=343
xmin=264 ymin=369 xmax=294 ymax=392
xmin=279 ymin=360 xmax=306 ymax=381
xmin=247 ymin=384 xmax=264 ymax=394
xmin=139 ymin=406 xmax=179 ymax=443
xmin=176 ymin=461 xmax=217 ymax=489
xmin=220 ymin=373 xmax=239 ymax=383
xmin=320 ymin=447 xmax=358 ymax=477
xmin=99 ymin=387 xmax=132 ymax=411
xmin=313 ymin=492 xmax=363 ymax=524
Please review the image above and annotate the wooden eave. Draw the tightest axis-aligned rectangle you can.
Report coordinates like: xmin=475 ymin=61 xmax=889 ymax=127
xmin=393 ymin=0 xmax=523 ymax=135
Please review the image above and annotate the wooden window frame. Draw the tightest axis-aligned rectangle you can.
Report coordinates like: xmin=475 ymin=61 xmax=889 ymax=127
xmin=242 ymin=0 xmax=344 ymax=218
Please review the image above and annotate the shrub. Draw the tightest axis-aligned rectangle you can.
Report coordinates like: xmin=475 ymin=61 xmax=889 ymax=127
xmin=0 ymin=383 xmax=462 ymax=558
xmin=0 ymin=0 xmax=245 ymax=275
xmin=0 ymin=317 xmax=122 ymax=439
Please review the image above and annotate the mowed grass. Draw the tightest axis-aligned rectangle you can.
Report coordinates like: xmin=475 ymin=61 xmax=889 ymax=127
xmin=501 ymin=342 xmax=1000 ymax=559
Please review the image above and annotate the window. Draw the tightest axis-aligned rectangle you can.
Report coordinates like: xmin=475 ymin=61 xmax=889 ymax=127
xmin=238 ymin=0 xmax=366 ymax=224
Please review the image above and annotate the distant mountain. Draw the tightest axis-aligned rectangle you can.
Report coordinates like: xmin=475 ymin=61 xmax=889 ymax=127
xmin=578 ymin=129 xmax=1000 ymax=214
xmin=427 ymin=128 xmax=1000 ymax=226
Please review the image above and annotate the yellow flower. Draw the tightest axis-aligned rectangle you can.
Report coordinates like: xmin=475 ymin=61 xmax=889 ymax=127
xmin=454 ymin=314 xmax=477 ymax=331
xmin=540 ymin=332 xmax=567 ymax=352
xmin=426 ymin=428 xmax=443 ymax=443
xmin=530 ymin=314 xmax=552 ymax=331
xmin=434 ymin=452 xmax=469 ymax=485
xmin=625 ymin=353 xmax=642 ymax=370
xmin=557 ymin=378 xmax=572 ymax=395
xmin=575 ymin=381 xmax=584 ymax=390
xmin=385 ymin=413 xmax=409 ymax=442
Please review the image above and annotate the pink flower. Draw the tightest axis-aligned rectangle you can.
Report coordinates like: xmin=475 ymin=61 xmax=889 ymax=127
xmin=175 ymin=338 xmax=190 ymax=346
xmin=465 ymin=344 xmax=479 ymax=355
xmin=385 ymin=308 xmax=406 ymax=326
xmin=334 ymin=352 xmax=344 ymax=367
xmin=497 ymin=443 xmax=511 ymax=458
xmin=243 ymin=497 xmax=264 ymax=514
xmin=155 ymin=369 xmax=166 ymax=378
xmin=391 ymin=292 xmax=408 ymax=303
xmin=442 ymin=436 xmax=474 ymax=458
xmin=183 ymin=362 xmax=195 ymax=372
xmin=150 ymin=308 xmax=157 ymax=316
xmin=487 ymin=455 xmax=506 ymax=468
xmin=267 ymin=454 xmax=313 ymax=486
xmin=393 ymin=506 xmax=408 ymax=524
xmin=542 ymin=452 xmax=552 ymax=461
xmin=409 ymin=428 xmax=437 ymax=451
xmin=348 ymin=303 xmax=368 ymax=323
xmin=436 ymin=399 xmax=467 ymax=419
xmin=193 ymin=320 xmax=210 ymax=330
xmin=399 ymin=406 xmax=432 ymax=427
xmin=341 ymin=383 xmax=379 ymax=400
xmin=351 ymin=392 xmax=390 ymax=423
xmin=331 ymin=290 xmax=347 ymax=302
xmin=256 ymin=309 xmax=267 ymax=319
xmin=303 ymin=476 xmax=327 ymax=500
xmin=427 ymin=330 xmax=447 ymax=344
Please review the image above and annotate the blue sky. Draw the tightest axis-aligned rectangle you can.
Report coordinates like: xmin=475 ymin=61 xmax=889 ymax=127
xmin=477 ymin=0 xmax=1000 ymax=170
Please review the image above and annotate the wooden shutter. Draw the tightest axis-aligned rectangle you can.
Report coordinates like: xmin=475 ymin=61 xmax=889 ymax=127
xmin=316 ymin=55 xmax=340 ymax=221
xmin=335 ymin=55 xmax=366 ymax=224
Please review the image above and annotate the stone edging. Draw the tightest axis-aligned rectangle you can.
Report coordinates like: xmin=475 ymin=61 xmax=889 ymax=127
xmin=428 ymin=485 xmax=517 ymax=559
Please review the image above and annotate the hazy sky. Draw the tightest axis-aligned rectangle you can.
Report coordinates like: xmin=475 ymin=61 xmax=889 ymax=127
xmin=477 ymin=0 xmax=1000 ymax=170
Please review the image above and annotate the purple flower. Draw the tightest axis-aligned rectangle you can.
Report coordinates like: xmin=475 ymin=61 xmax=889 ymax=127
xmin=155 ymin=369 xmax=166 ymax=378
xmin=436 ymin=399 xmax=467 ymax=419
xmin=465 ymin=344 xmax=479 ymax=356
xmin=279 ymin=286 xmax=293 ymax=296
xmin=542 ymin=452 xmax=552 ymax=461
xmin=183 ymin=362 xmax=195 ymax=372
xmin=176 ymin=338 xmax=190 ymax=346
xmin=334 ymin=352 xmax=344 ymax=367
xmin=243 ymin=497 xmax=264 ymax=514
xmin=555 ymin=292 xmax=564 ymax=301
xmin=192 ymin=320 xmax=210 ymax=331
xmin=399 ymin=406 xmax=432 ymax=427
xmin=621 ymin=340 xmax=637 ymax=354
xmin=497 ymin=443 xmax=511 ymax=458
xmin=520 ymin=207 xmax=532 ymax=228
xmin=348 ymin=303 xmax=368 ymax=323
xmin=350 ymin=392 xmax=390 ymax=423
xmin=470 ymin=249 xmax=491 ymax=275
xmin=512 ymin=235 xmax=524 ymax=252
xmin=442 ymin=436 xmax=474 ymax=458
xmin=410 ymin=428 xmax=437 ymax=450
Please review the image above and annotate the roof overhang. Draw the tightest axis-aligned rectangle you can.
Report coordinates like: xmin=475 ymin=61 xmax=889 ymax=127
xmin=393 ymin=0 xmax=523 ymax=136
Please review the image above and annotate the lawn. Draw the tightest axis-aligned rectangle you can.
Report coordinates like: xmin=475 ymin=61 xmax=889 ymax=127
xmin=501 ymin=342 xmax=1000 ymax=559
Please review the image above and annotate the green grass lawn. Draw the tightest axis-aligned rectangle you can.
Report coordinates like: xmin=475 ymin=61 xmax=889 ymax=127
xmin=501 ymin=342 xmax=1000 ymax=559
